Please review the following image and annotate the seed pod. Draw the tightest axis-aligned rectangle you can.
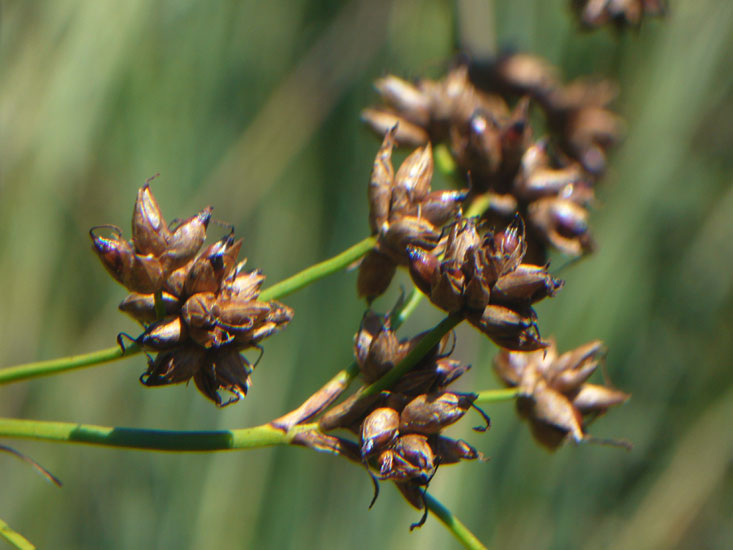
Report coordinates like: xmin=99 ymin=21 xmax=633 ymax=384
xmin=469 ymin=304 xmax=546 ymax=351
xmin=183 ymin=236 xmax=243 ymax=296
xmin=355 ymin=313 xmax=402 ymax=383
xmin=410 ymin=189 xmax=468 ymax=227
xmin=517 ymin=381 xmax=585 ymax=447
xmin=90 ymin=227 xmax=165 ymax=293
xmin=394 ymin=434 xmax=435 ymax=474
xmin=164 ymin=263 xmax=191 ymax=297
xmin=118 ymin=291 xmax=179 ymax=324
xmin=430 ymin=266 xmax=465 ymax=313
xmin=161 ymin=206 xmax=213 ymax=271
xmin=132 ymin=183 xmax=171 ymax=256
xmin=485 ymin=216 xmax=527 ymax=279
xmin=136 ymin=316 xmax=187 ymax=350
xmin=399 ymin=392 xmax=475 ymax=435
xmin=361 ymin=108 xmax=429 ymax=147
xmin=571 ymin=383 xmax=629 ymax=413
xmin=406 ymin=245 xmax=439 ymax=296
xmin=492 ymin=264 xmax=564 ymax=305
xmin=369 ymin=127 xmax=397 ymax=234
xmin=393 ymin=142 xmax=433 ymax=205
xmin=357 ymin=249 xmax=397 ymax=302
xmin=223 ymin=269 xmax=265 ymax=301
xmin=381 ymin=216 xmax=440 ymax=260
xmin=374 ymin=75 xmax=431 ymax=127
xmin=141 ymin=345 xmax=206 ymax=386
xmin=528 ymin=197 xmax=594 ymax=256
xmin=430 ymin=436 xmax=480 ymax=464
xmin=361 ymin=407 xmax=400 ymax=457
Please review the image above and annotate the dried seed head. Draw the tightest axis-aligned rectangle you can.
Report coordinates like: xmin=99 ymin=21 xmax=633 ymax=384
xmin=399 ymin=392 xmax=475 ymax=435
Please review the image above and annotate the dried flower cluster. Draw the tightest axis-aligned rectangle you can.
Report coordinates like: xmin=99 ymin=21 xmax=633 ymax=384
xmin=571 ymin=0 xmax=667 ymax=29
xmin=408 ymin=216 xmax=563 ymax=351
xmin=358 ymin=127 xmax=467 ymax=301
xmin=91 ymin=183 xmax=292 ymax=405
xmin=494 ymin=339 xmax=630 ymax=449
xmin=319 ymin=311 xmax=485 ymax=528
xmin=363 ymin=53 xmax=624 ymax=262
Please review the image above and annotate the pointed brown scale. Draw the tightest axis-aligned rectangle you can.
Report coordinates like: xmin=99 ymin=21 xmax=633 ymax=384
xmin=368 ymin=127 xmax=397 ymax=234
xmin=361 ymin=407 xmax=400 ymax=458
xmin=430 ymin=267 xmax=465 ymax=313
xmin=118 ymin=291 xmax=179 ymax=324
xmin=91 ymin=227 xmax=163 ymax=292
xmin=486 ymin=216 xmax=528 ymax=278
xmin=521 ymin=381 xmax=586 ymax=446
xmin=141 ymin=345 xmax=206 ymax=386
xmin=571 ymin=383 xmax=629 ymax=414
xmin=357 ymin=249 xmax=397 ymax=301
xmin=412 ymin=189 xmax=468 ymax=227
xmin=517 ymin=164 xmax=586 ymax=200
xmin=381 ymin=216 xmax=440 ymax=261
xmin=374 ymin=75 xmax=431 ymax=127
xmin=394 ymin=434 xmax=435 ymax=475
xmin=164 ymin=263 xmax=191 ymax=297
xmin=394 ymin=142 xmax=433 ymax=204
xmin=354 ymin=311 xmax=381 ymax=369
xmin=399 ymin=392 xmax=475 ymax=435
xmin=183 ymin=236 xmax=243 ymax=296
xmin=492 ymin=264 xmax=564 ymax=305
xmin=406 ymin=245 xmax=439 ymax=297
xmin=444 ymin=218 xmax=481 ymax=265
xmin=136 ymin=316 xmax=187 ymax=351
xmin=208 ymin=348 xmax=253 ymax=404
xmin=430 ymin=436 xmax=481 ymax=464
xmin=493 ymin=347 xmax=536 ymax=386
xmin=499 ymin=96 xmax=532 ymax=170
xmin=362 ymin=320 xmax=400 ymax=383
xmin=162 ymin=205 xmax=213 ymax=271
xmin=232 ymin=301 xmax=293 ymax=349
xmin=469 ymin=304 xmax=547 ymax=351
xmin=361 ymin=108 xmax=429 ymax=148
xmin=132 ymin=183 xmax=171 ymax=256
xmin=224 ymin=268 xmax=265 ymax=301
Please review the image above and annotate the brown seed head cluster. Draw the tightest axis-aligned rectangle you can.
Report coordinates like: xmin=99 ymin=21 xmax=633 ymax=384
xmin=363 ymin=54 xmax=624 ymax=261
xmin=571 ymin=0 xmax=667 ymax=29
xmin=320 ymin=311 xmax=485 ymax=526
xmin=358 ymin=127 xmax=467 ymax=301
xmin=408 ymin=216 xmax=563 ymax=351
xmin=90 ymin=182 xmax=293 ymax=405
xmin=494 ymin=339 xmax=630 ymax=449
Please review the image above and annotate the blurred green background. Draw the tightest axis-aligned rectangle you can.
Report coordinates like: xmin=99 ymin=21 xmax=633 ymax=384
xmin=1 ymin=1 xmax=731 ymax=549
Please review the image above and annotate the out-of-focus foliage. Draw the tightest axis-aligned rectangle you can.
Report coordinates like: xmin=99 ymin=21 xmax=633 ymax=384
xmin=0 ymin=1 xmax=731 ymax=549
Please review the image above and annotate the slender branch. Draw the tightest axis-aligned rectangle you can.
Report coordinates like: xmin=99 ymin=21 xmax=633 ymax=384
xmin=390 ymin=286 xmax=424 ymax=330
xmin=0 ymin=344 xmax=138 ymax=386
xmin=259 ymin=235 xmax=376 ymax=301
xmin=0 ymin=518 xmax=35 ymax=550
xmin=475 ymin=387 xmax=519 ymax=404
xmin=0 ymin=417 xmax=319 ymax=452
xmin=425 ymin=492 xmax=488 ymax=550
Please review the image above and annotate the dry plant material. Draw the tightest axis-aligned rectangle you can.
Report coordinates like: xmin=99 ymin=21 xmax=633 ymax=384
xmin=91 ymin=181 xmax=292 ymax=405
xmin=363 ymin=53 xmax=624 ymax=262
xmin=494 ymin=339 xmax=630 ymax=449
xmin=571 ymin=0 xmax=667 ymax=29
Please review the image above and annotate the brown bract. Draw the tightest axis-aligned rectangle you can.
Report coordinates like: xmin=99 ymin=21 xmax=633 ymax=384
xmin=357 ymin=128 xmax=467 ymax=301
xmin=494 ymin=339 xmax=630 ymax=449
xmin=407 ymin=216 xmax=563 ymax=351
xmin=93 ymin=182 xmax=293 ymax=406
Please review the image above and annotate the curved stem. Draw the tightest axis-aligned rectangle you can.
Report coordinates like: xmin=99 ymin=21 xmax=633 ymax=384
xmin=0 ymin=344 xmax=139 ymax=385
xmin=259 ymin=235 xmax=376 ymax=301
xmin=475 ymin=387 xmax=519 ymax=404
xmin=0 ymin=235 xmax=377 ymax=385
xmin=425 ymin=492 xmax=488 ymax=550
xmin=0 ymin=518 xmax=35 ymax=550
xmin=0 ymin=417 xmax=317 ymax=452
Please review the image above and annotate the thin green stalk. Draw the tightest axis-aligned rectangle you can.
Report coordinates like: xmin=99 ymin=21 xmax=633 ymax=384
xmin=0 ymin=518 xmax=35 ymax=550
xmin=390 ymin=286 xmax=424 ymax=330
xmin=0 ymin=235 xmax=377 ymax=385
xmin=0 ymin=344 xmax=139 ymax=386
xmin=425 ymin=492 xmax=488 ymax=550
xmin=0 ymin=417 xmax=317 ymax=452
xmin=475 ymin=387 xmax=519 ymax=404
xmin=259 ymin=235 xmax=376 ymax=301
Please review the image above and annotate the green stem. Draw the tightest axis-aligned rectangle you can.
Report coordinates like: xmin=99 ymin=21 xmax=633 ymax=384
xmin=0 ymin=518 xmax=35 ymax=550
xmin=0 ymin=344 xmax=139 ymax=386
xmin=390 ymin=286 xmax=424 ymax=330
xmin=475 ymin=387 xmax=519 ymax=404
xmin=425 ymin=492 xmax=488 ymax=550
xmin=0 ymin=417 xmax=316 ymax=452
xmin=259 ymin=235 xmax=376 ymax=301
xmin=0 ymin=235 xmax=377 ymax=385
